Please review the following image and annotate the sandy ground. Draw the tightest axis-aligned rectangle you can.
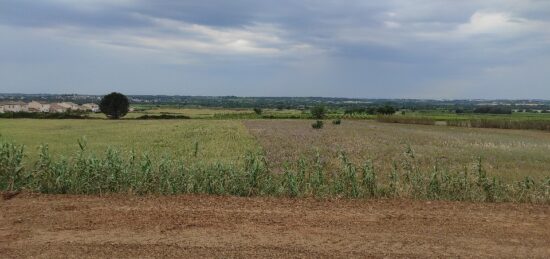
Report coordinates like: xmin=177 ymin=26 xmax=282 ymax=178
xmin=1 ymin=194 xmax=549 ymax=258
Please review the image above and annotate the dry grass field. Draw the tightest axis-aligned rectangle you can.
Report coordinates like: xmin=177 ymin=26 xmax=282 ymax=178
xmin=244 ymin=120 xmax=550 ymax=181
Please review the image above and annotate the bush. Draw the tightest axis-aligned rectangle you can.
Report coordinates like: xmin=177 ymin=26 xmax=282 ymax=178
xmin=100 ymin=92 xmax=130 ymax=119
xmin=332 ymin=119 xmax=341 ymax=125
xmin=377 ymin=105 xmax=397 ymax=115
xmin=253 ymin=108 xmax=263 ymax=115
xmin=310 ymin=105 xmax=326 ymax=119
xmin=311 ymin=120 xmax=324 ymax=129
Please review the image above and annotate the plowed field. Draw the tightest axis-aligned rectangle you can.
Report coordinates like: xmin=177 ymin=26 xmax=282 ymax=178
xmin=1 ymin=194 xmax=549 ymax=258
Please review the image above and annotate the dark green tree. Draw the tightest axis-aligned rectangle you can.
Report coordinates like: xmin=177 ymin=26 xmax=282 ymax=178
xmin=99 ymin=92 xmax=129 ymax=119
xmin=376 ymin=105 xmax=397 ymax=115
xmin=310 ymin=105 xmax=326 ymax=119
xmin=253 ymin=108 xmax=263 ymax=115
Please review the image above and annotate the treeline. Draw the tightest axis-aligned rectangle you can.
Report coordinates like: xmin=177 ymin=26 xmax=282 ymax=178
xmin=0 ymin=111 xmax=89 ymax=119
xmin=472 ymin=106 xmax=512 ymax=114
xmin=344 ymin=105 xmax=397 ymax=115
xmin=136 ymin=114 xmax=190 ymax=120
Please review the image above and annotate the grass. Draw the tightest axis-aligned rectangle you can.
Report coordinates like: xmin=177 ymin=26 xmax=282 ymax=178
xmin=3 ymin=118 xmax=550 ymax=182
xmin=244 ymin=120 xmax=550 ymax=182
xmin=2 ymin=118 xmax=549 ymax=203
xmin=1 ymin=139 xmax=548 ymax=203
xmin=88 ymin=107 xmax=309 ymax=119
xmin=0 ymin=119 xmax=260 ymax=165
xmin=376 ymin=112 xmax=550 ymax=131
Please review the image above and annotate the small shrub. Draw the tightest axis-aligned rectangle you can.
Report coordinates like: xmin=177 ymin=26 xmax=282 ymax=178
xmin=332 ymin=119 xmax=341 ymax=125
xmin=311 ymin=120 xmax=324 ymax=129
xmin=253 ymin=108 xmax=263 ymax=115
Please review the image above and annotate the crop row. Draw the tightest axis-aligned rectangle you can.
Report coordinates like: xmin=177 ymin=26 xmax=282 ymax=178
xmin=1 ymin=139 xmax=549 ymax=203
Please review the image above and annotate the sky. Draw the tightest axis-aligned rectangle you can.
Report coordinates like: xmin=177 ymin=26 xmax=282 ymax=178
xmin=0 ymin=0 xmax=549 ymax=99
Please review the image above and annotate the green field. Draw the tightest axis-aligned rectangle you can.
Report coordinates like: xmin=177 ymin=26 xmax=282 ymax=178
xmin=2 ymin=118 xmax=550 ymax=180
xmin=87 ymin=107 xmax=309 ymax=119
xmin=1 ymin=118 xmax=549 ymax=202
xmin=0 ymin=119 xmax=260 ymax=166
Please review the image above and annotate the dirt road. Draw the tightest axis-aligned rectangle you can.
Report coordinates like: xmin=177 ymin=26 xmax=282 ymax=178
xmin=1 ymin=194 xmax=549 ymax=258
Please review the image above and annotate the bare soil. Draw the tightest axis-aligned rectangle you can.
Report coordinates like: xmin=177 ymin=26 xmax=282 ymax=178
xmin=1 ymin=194 xmax=549 ymax=258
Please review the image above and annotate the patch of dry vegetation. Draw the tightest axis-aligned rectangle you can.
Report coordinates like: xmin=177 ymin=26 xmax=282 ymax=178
xmin=244 ymin=120 xmax=550 ymax=181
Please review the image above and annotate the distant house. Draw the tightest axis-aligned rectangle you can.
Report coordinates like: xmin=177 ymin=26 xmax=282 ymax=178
xmin=0 ymin=105 xmax=4 ymax=113
xmin=82 ymin=103 xmax=100 ymax=112
xmin=0 ymin=101 xmax=28 ymax=112
xmin=59 ymin=102 xmax=81 ymax=110
xmin=27 ymin=101 xmax=44 ymax=112
xmin=48 ymin=103 xmax=67 ymax=113
xmin=41 ymin=104 xmax=51 ymax=112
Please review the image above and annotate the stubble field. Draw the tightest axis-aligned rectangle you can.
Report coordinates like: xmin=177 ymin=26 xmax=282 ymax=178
xmin=244 ymin=120 xmax=550 ymax=181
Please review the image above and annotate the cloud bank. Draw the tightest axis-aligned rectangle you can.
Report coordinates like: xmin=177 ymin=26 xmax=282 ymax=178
xmin=1 ymin=0 xmax=549 ymax=98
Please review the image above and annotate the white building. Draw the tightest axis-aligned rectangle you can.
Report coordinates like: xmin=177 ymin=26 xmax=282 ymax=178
xmin=27 ymin=101 xmax=44 ymax=112
xmin=58 ymin=102 xmax=81 ymax=110
xmin=82 ymin=103 xmax=100 ymax=112
xmin=41 ymin=104 xmax=51 ymax=112
xmin=0 ymin=101 xmax=28 ymax=112
xmin=48 ymin=103 xmax=67 ymax=113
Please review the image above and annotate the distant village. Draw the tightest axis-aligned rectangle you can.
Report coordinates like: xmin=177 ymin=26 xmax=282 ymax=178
xmin=0 ymin=101 xmax=99 ymax=113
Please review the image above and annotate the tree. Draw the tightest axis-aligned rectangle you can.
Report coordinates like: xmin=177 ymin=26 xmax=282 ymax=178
xmin=377 ymin=105 xmax=396 ymax=115
xmin=100 ymin=92 xmax=129 ymax=119
xmin=310 ymin=104 xmax=326 ymax=119
xmin=253 ymin=108 xmax=263 ymax=115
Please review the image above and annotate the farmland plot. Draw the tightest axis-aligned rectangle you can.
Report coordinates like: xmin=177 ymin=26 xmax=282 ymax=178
xmin=244 ymin=120 xmax=550 ymax=181
xmin=0 ymin=119 xmax=260 ymax=166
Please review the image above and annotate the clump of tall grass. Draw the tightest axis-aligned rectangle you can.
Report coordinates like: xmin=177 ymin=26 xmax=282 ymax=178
xmin=1 ymin=139 xmax=548 ymax=203
xmin=311 ymin=120 xmax=324 ymax=129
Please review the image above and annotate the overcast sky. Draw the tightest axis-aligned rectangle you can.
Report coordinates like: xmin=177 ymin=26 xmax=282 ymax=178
xmin=1 ymin=0 xmax=549 ymax=98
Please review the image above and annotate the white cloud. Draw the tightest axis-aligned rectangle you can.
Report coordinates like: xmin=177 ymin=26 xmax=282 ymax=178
xmin=384 ymin=21 xmax=401 ymax=29
xmin=457 ymin=11 xmax=527 ymax=36
xmin=17 ymin=14 xmax=323 ymax=61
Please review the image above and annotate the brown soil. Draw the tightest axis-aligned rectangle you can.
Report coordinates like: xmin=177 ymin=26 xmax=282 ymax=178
xmin=1 ymin=194 xmax=549 ymax=258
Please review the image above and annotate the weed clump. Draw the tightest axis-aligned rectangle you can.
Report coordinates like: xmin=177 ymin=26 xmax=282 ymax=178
xmin=312 ymin=120 xmax=324 ymax=129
